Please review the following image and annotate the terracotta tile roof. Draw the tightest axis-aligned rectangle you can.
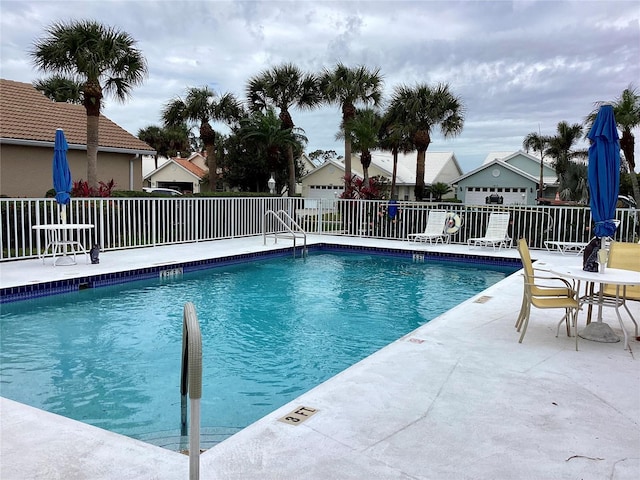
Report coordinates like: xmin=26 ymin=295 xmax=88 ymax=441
xmin=173 ymin=157 xmax=207 ymax=179
xmin=0 ymin=79 xmax=154 ymax=153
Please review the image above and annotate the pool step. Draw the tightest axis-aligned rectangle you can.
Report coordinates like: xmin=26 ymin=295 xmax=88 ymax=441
xmin=136 ymin=426 xmax=243 ymax=452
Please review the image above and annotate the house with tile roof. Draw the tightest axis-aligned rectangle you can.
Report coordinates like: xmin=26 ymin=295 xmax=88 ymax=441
xmin=0 ymin=79 xmax=155 ymax=197
xmin=451 ymin=150 xmax=559 ymax=205
xmin=143 ymin=152 xmax=209 ymax=193
xmin=300 ymin=150 xmax=462 ymax=201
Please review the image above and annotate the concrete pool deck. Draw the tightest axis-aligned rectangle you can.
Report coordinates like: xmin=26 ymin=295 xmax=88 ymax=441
xmin=1 ymin=235 xmax=638 ymax=479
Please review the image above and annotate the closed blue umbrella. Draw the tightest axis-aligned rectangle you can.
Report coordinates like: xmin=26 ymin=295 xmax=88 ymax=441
xmin=53 ymin=128 xmax=72 ymax=206
xmin=587 ymin=104 xmax=620 ymax=238
xmin=581 ymin=104 xmax=620 ymax=343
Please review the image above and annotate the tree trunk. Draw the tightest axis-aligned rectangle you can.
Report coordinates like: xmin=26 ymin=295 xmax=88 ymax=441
xmin=391 ymin=147 xmax=398 ymax=200
xmin=200 ymin=123 xmax=217 ymax=192
xmin=206 ymin=144 xmax=217 ymax=191
xmin=361 ymin=150 xmax=371 ymax=186
xmin=630 ymin=172 xmax=640 ymax=209
xmin=82 ymin=82 xmax=102 ymax=191
xmin=626 ymin=165 xmax=640 ymax=209
xmin=538 ymin=154 xmax=544 ymax=202
xmin=620 ymin=130 xmax=639 ymax=206
xmin=278 ymin=109 xmax=297 ymax=197
xmin=415 ymin=148 xmax=426 ymax=200
xmin=287 ymin=145 xmax=296 ymax=197
xmin=342 ymin=102 xmax=356 ymax=189
xmin=413 ymin=129 xmax=431 ymax=200
xmin=86 ymin=114 xmax=99 ymax=190
xmin=344 ymin=137 xmax=352 ymax=187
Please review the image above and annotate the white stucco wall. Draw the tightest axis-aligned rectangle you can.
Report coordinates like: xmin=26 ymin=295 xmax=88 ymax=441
xmin=301 ymin=163 xmax=345 ymax=199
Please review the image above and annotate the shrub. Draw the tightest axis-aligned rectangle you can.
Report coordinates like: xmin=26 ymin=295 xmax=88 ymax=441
xmin=72 ymin=179 xmax=116 ymax=197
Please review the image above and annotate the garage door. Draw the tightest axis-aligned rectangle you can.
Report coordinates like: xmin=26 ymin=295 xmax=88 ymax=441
xmin=465 ymin=188 xmax=528 ymax=205
xmin=307 ymin=185 xmax=343 ymax=199
xmin=465 ymin=190 xmax=488 ymax=205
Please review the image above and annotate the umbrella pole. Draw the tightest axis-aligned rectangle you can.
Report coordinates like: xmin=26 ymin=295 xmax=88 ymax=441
xmin=58 ymin=204 xmax=67 ymax=224
xmin=55 ymin=204 xmax=75 ymax=266
xmin=577 ymin=237 xmax=620 ymax=343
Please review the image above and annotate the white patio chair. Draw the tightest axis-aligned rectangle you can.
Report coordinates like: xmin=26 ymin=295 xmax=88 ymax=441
xmin=468 ymin=212 xmax=512 ymax=250
xmin=407 ymin=210 xmax=448 ymax=244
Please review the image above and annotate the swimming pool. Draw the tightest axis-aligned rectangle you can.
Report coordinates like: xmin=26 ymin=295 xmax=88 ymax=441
xmin=0 ymin=252 xmax=517 ymax=449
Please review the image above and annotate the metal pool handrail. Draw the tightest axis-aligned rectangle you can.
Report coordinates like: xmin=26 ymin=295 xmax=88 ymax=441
xmin=263 ymin=209 xmax=307 ymax=257
xmin=181 ymin=302 xmax=202 ymax=480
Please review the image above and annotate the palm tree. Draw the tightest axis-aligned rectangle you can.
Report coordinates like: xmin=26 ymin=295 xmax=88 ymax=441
xmin=320 ymin=63 xmax=383 ymax=188
xmin=162 ymin=86 xmax=244 ymax=192
xmin=247 ymin=63 xmax=321 ymax=196
xmin=559 ymin=162 xmax=589 ymax=203
xmin=388 ymin=83 xmax=465 ymax=200
xmin=339 ymin=108 xmax=382 ymax=186
xmin=587 ymin=85 xmax=640 ymax=205
xmin=545 ymin=121 xmax=585 ymax=176
xmin=138 ymin=124 xmax=190 ymax=169
xmin=427 ymin=182 xmax=453 ymax=202
xmin=31 ymin=20 xmax=148 ymax=189
xmin=522 ymin=131 xmax=550 ymax=201
xmin=240 ymin=108 xmax=307 ymax=192
xmin=33 ymin=75 xmax=83 ymax=104
xmin=545 ymin=121 xmax=586 ymax=196
xmin=379 ymin=111 xmax=413 ymax=200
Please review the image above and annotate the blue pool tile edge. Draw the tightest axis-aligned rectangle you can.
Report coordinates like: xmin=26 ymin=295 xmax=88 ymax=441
xmin=0 ymin=243 xmax=522 ymax=303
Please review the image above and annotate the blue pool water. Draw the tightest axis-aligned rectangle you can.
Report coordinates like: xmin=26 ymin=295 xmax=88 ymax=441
xmin=0 ymin=252 xmax=516 ymax=447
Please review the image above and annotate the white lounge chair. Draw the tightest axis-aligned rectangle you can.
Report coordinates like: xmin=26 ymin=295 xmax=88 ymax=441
xmin=468 ymin=212 xmax=511 ymax=250
xmin=544 ymin=240 xmax=588 ymax=255
xmin=544 ymin=220 xmax=620 ymax=255
xmin=407 ymin=210 xmax=448 ymax=244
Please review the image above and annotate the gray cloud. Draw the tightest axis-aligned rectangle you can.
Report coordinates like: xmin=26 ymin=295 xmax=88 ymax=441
xmin=1 ymin=0 xmax=638 ymax=173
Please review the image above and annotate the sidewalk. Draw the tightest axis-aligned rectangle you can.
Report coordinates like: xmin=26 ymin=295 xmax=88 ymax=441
xmin=1 ymin=237 xmax=638 ymax=479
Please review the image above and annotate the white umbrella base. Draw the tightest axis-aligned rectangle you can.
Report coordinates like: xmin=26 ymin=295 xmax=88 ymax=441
xmin=54 ymin=255 xmax=76 ymax=266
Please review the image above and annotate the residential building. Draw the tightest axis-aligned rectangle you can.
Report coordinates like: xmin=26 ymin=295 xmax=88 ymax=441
xmin=299 ymin=159 xmax=348 ymax=202
xmin=366 ymin=151 xmax=462 ymax=200
xmin=143 ymin=153 xmax=208 ymax=194
xmin=0 ymin=79 xmax=155 ymax=198
xmin=451 ymin=151 xmax=558 ymax=205
xmin=300 ymin=150 xmax=463 ymax=201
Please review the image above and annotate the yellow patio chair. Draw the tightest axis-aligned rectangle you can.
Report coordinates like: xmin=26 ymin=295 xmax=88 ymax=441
xmin=516 ymin=238 xmax=580 ymax=348
xmin=586 ymin=241 xmax=640 ymax=337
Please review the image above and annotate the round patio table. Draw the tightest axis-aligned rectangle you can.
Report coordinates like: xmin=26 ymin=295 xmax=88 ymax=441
xmin=32 ymin=223 xmax=94 ymax=266
xmin=549 ymin=266 xmax=640 ymax=350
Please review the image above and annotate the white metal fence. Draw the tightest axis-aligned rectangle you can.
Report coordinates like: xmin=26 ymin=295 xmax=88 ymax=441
xmin=1 ymin=197 xmax=638 ymax=261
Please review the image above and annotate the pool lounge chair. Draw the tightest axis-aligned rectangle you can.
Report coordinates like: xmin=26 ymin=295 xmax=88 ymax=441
xmin=468 ymin=212 xmax=512 ymax=250
xmin=407 ymin=210 xmax=448 ymax=244
xmin=544 ymin=220 xmax=620 ymax=255
xmin=544 ymin=240 xmax=588 ymax=255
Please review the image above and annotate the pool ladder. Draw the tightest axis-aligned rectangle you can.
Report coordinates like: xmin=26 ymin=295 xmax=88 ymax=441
xmin=181 ymin=302 xmax=202 ymax=480
xmin=263 ymin=209 xmax=308 ymax=257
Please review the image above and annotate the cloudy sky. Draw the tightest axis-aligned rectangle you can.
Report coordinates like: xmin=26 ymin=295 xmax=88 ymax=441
xmin=1 ymin=0 xmax=638 ymax=173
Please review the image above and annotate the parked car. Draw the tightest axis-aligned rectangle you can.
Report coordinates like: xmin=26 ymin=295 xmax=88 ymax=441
xmin=143 ymin=187 xmax=183 ymax=196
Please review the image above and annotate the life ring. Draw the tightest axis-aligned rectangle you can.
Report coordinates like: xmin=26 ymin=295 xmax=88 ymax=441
xmin=445 ymin=212 xmax=462 ymax=234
